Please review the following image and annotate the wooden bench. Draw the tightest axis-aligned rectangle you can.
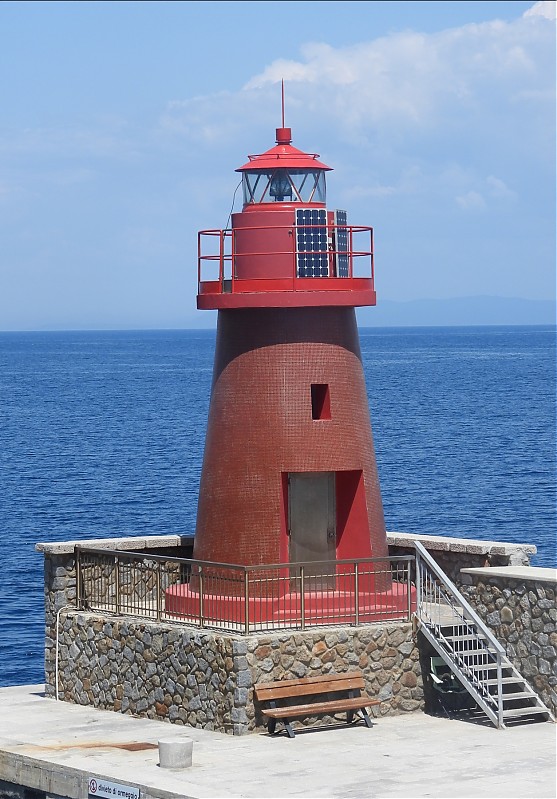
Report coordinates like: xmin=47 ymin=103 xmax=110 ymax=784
xmin=254 ymin=671 xmax=381 ymax=738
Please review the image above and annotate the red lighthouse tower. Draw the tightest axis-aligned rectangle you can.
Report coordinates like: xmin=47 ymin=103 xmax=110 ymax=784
xmin=167 ymin=117 xmax=411 ymax=622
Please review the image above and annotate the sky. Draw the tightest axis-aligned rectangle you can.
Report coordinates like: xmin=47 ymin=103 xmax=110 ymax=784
xmin=0 ymin=0 xmax=555 ymax=330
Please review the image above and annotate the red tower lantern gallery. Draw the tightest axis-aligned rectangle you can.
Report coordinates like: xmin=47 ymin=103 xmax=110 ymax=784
xmin=166 ymin=121 xmax=412 ymax=623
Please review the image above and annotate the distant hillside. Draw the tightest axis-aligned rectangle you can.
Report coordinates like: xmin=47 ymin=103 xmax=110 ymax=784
xmin=356 ymin=296 xmax=555 ymax=327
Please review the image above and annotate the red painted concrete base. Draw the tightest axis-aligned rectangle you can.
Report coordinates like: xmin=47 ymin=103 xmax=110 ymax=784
xmin=165 ymin=583 xmax=416 ymax=627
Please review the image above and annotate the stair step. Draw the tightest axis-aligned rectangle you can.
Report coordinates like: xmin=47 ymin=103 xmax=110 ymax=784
xmin=455 ymin=648 xmax=498 ymax=657
xmin=502 ymin=692 xmax=537 ymax=701
xmin=503 ymin=706 xmax=549 ymax=719
xmin=445 ymin=634 xmax=487 ymax=643
xmin=486 ymin=677 xmax=525 ymax=686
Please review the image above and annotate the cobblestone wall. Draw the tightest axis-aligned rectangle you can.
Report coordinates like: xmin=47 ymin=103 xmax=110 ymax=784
xmin=387 ymin=532 xmax=535 ymax=588
xmin=52 ymin=612 xmax=421 ymax=735
xmin=460 ymin=573 xmax=556 ymax=715
xmin=244 ymin=625 xmax=421 ymax=732
xmin=56 ymin=613 xmax=238 ymax=732
xmin=43 ymin=553 xmax=77 ymax=695
xmin=38 ymin=534 xmax=547 ymax=733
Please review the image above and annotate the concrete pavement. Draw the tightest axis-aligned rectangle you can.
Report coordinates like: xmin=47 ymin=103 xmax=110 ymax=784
xmin=0 ymin=685 xmax=555 ymax=799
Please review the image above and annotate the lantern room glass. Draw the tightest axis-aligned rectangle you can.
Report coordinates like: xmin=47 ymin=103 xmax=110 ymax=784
xmin=243 ymin=169 xmax=326 ymax=205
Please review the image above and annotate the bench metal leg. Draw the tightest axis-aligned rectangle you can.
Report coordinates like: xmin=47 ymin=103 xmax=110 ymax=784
xmin=360 ymin=708 xmax=373 ymax=728
xmin=268 ymin=718 xmax=277 ymax=735
xmin=347 ymin=710 xmax=354 ymax=724
xmin=283 ymin=719 xmax=295 ymax=739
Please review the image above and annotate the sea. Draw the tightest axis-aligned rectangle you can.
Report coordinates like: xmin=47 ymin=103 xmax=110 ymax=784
xmin=0 ymin=325 xmax=555 ymax=688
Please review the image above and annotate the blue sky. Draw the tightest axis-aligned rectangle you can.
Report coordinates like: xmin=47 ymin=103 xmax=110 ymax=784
xmin=0 ymin=1 xmax=555 ymax=330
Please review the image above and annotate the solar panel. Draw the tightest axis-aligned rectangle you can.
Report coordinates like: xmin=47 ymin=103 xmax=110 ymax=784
xmin=295 ymin=208 xmax=329 ymax=277
xmin=334 ymin=210 xmax=349 ymax=277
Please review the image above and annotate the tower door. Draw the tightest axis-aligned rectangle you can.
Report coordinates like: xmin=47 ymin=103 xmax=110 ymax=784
xmin=288 ymin=472 xmax=336 ymax=583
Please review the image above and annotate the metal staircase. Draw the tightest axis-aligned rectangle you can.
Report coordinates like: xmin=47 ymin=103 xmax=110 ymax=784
xmin=414 ymin=541 xmax=555 ymax=729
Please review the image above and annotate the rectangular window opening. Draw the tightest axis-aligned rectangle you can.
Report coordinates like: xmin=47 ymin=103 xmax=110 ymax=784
xmin=311 ymin=383 xmax=331 ymax=420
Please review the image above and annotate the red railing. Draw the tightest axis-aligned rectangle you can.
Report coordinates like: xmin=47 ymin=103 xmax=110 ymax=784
xmin=197 ymin=224 xmax=374 ymax=296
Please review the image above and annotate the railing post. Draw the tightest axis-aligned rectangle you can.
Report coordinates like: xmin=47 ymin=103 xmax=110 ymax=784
xmin=75 ymin=548 xmax=82 ymax=609
xmin=244 ymin=570 xmax=250 ymax=636
xmin=219 ymin=229 xmax=224 ymax=288
xmin=300 ymin=566 xmax=305 ymax=631
xmin=354 ymin=562 xmax=359 ymax=626
xmin=415 ymin=549 xmax=422 ymax=620
xmin=231 ymin=228 xmax=235 ymax=288
xmin=406 ymin=558 xmax=413 ymax=622
xmin=198 ymin=567 xmax=204 ymax=628
xmin=156 ymin=561 xmax=162 ymax=622
xmin=497 ymin=655 xmax=504 ymax=728
xmin=197 ymin=231 xmax=202 ymax=288
xmin=115 ymin=556 xmax=121 ymax=615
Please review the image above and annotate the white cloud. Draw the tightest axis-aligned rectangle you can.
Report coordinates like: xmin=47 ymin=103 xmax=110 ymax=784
xmin=524 ymin=1 xmax=556 ymax=21
xmin=456 ymin=190 xmax=486 ymax=211
xmin=486 ymin=175 xmax=517 ymax=201
xmin=157 ymin=3 xmax=554 ymax=189
xmin=235 ymin=9 xmax=554 ymax=146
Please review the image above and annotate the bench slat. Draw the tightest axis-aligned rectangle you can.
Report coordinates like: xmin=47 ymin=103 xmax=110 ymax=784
xmin=255 ymin=676 xmax=365 ymax=701
xmin=255 ymin=671 xmax=362 ymax=692
xmin=262 ymin=696 xmax=380 ymax=719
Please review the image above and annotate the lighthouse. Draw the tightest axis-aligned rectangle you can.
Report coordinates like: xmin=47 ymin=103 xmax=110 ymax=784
xmin=167 ymin=115 xmax=411 ymax=622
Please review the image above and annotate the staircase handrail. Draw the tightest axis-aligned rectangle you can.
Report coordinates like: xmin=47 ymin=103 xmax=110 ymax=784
xmin=414 ymin=540 xmax=505 ymax=655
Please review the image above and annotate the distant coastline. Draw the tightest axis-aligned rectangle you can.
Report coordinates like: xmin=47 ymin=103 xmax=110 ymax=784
xmin=357 ymin=296 xmax=556 ymax=328
xmin=0 ymin=296 xmax=555 ymax=332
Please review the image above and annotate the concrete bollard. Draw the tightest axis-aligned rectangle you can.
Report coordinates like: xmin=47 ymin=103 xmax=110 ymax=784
xmin=158 ymin=737 xmax=193 ymax=769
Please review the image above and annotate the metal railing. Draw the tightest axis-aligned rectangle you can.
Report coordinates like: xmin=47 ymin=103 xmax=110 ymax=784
xmin=415 ymin=540 xmax=507 ymax=727
xmin=197 ymin=224 xmax=374 ymax=291
xmin=76 ymin=547 xmax=414 ymax=634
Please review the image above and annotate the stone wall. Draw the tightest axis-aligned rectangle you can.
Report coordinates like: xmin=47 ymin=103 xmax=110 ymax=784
xmin=387 ymin=532 xmax=536 ymax=588
xmin=53 ymin=611 xmax=422 ymax=735
xmin=43 ymin=553 xmax=77 ymax=694
xmin=55 ymin=613 xmax=239 ymax=733
xmin=459 ymin=568 xmax=556 ymax=716
xmin=37 ymin=536 xmax=194 ymax=696
xmin=244 ymin=625 xmax=421 ymax=732
xmin=37 ymin=533 xmax=548 ymax=733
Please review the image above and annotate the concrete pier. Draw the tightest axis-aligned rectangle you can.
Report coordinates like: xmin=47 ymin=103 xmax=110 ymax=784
xmin=0 ymin=685 xmax=554 ymax=798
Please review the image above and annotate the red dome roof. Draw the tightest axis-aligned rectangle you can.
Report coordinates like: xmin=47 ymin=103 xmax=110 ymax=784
xmin=236 ymin=128 xmax=332 ymax=173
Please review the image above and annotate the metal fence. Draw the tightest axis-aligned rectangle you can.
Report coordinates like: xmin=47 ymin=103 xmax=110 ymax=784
xmin=76 ymin=547 xmax=414 ymax=634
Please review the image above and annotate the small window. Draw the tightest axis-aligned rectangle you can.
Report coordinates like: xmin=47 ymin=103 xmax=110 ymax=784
xmin=311 ymin=384 xmax=331 ymax=420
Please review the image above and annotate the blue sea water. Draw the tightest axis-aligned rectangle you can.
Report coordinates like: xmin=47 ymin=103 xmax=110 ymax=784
xmin=0 ymin=326 xmax=555 ymax=687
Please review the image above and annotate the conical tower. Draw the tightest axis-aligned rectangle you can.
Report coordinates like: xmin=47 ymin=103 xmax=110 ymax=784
xmin=166 ymin=121 xmax=411 ymax=622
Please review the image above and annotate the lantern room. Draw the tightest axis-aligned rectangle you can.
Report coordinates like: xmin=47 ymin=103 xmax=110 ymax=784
xmin=239 ymin=126 xmax=329 ymax=206
xmin=197 ymin=127 xmax=376 ymax=310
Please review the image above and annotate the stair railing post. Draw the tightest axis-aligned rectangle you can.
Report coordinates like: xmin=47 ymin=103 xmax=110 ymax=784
xmin=497 ymin=654 xmax=504 ymax=728
xmin=415 ymin=548 xmax=422 ymax=620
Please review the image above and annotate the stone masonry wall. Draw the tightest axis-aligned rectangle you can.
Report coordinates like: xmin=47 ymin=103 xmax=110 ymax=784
xmin=387 ymin=532 xmax=536 ymax=589
xmin=56 ymin=613 xmax=239 ymax=733
xmin=53 ymin=612 xmax=422 ymax=735
xmin=460 ymin=573 xmax=557 ymax=716
xmin=38 ymin=534 xmax=546 ymax=733
xmin=244 ymin=625 xmax=421 ymax=732
xmin=43 ymin=553 xmax=77 ymax=695
xmin=38 ymin=536 xmax=194 ymax=695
